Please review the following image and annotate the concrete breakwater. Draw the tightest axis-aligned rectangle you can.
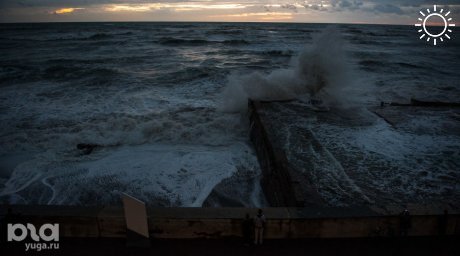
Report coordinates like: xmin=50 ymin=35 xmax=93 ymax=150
xmin=248 ymin=100 xmax=369 ymax=208
xmin=248 ymin=99 xmax=460 ymax=212
xmin=0 ymin=206 xmax=459 ymax=239
xmin=249 ymin=100 xmax=323 ymax=207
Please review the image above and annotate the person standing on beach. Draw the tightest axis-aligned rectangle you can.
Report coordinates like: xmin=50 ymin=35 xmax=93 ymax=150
xmin=253 ymin=209 xmax=266 ymax=245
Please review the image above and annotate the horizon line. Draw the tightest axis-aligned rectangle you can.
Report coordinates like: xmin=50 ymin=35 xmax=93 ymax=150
xmin=0 ymin=20 xmax=416 ymax=26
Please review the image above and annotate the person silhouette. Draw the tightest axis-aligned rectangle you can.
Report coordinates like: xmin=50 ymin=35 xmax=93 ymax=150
xmin=253 ymin=209 xmax=266 ymax=245
xmin=399 ymin=209 xmax=411 ymax=236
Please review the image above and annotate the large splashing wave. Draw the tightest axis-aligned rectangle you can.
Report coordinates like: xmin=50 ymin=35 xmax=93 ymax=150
xmin=220 ymin=27 xmax=352 ymax=112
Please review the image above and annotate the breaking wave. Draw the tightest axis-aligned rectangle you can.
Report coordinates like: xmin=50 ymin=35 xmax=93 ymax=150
xmin=220 ymin=27 xmax=353 ymax=112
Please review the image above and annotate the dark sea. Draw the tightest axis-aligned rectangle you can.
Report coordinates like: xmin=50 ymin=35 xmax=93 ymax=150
xmin=0 ymin=22 xmax=459 ymax=208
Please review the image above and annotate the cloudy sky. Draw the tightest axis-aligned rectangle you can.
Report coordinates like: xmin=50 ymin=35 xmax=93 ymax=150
xmin=0 ymin=0 xmax=459 ymax=24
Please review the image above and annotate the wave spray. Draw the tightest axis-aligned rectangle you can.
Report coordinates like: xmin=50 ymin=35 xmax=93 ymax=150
xmin=220 ymin=27 xmax=352 ymax=112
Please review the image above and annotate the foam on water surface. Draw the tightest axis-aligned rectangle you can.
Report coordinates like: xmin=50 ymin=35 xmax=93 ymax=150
xmin=1 ymin=143 xmax=260 ymax=206
xmin=1 ymin=23 xmax=459 ymax=207
xmin=312 ymin=110 xmax=460 ymax=209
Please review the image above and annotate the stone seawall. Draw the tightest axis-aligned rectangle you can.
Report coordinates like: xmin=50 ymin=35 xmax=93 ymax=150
xmin=1 ymin=206 xmax=459 ymax=239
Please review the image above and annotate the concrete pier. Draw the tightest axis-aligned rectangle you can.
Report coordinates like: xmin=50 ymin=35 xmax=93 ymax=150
xmin=249 ymin=100 xmax=324 ymax=207
xmin=248 ymin=100 xmax=371 ymax=208
xmin=248 ymin=99 xmax=460 ymax=212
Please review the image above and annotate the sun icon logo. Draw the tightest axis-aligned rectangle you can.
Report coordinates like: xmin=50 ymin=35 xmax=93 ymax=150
xmin=415 ymin=5 xmax=455 ymax=46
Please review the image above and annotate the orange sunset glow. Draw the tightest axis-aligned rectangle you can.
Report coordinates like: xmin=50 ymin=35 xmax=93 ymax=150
xmin=0 ymin=1 xmax=458 ymax=25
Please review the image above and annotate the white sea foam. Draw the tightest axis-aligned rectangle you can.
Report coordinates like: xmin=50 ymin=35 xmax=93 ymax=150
xmin=312 ymin=116 xmax=460 ymax=207
xmin=0 ymin=79 xmax=262 ymax=206
xmin=0 ymin=142 xmax=259 ymax=206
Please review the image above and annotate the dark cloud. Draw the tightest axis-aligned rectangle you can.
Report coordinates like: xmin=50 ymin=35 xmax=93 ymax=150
xmin=3 ymin=0 xmax=460 ymax=9
xmin=308 ymin=4 xmax=326 ymax=11
xmin=1 ymin=0 xmax=459 ymax=20
xmin=363 ymin=0 xmax=460 ymax=15
xmin=281 ymin=3 xmax=298 ymax=12
xmin=373 ymin=4 xmax=404 ymax=14
xmin=0 ymin=0 xmax=186 ymax=8
xmin=373 ymin=1 xmax=460 ymax=7
xmin=302 ymin=2 xmax=328 ymax=11
xmin=331 ymin=0 xmax=363 ymax=10
xmin=303 ymin=0 xmax=460 ymax=15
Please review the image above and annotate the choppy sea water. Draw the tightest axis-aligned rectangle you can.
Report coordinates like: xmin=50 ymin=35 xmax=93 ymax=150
xmin=0 ymin=22 xmax=459 ymax=207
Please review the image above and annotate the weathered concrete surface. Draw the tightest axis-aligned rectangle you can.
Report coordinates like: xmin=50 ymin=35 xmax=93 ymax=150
xmin=249 ymin=100 xmax=371 ymax=208
xmin=1 ymin=206 xmax=459 ymax=239
xmin=248 ymin=100 xmax=307 ymax=207
xmin=372 ymin=105 xmax=460 ymax=135
xmin=249 ymin=99 xmax=460 ymax=212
